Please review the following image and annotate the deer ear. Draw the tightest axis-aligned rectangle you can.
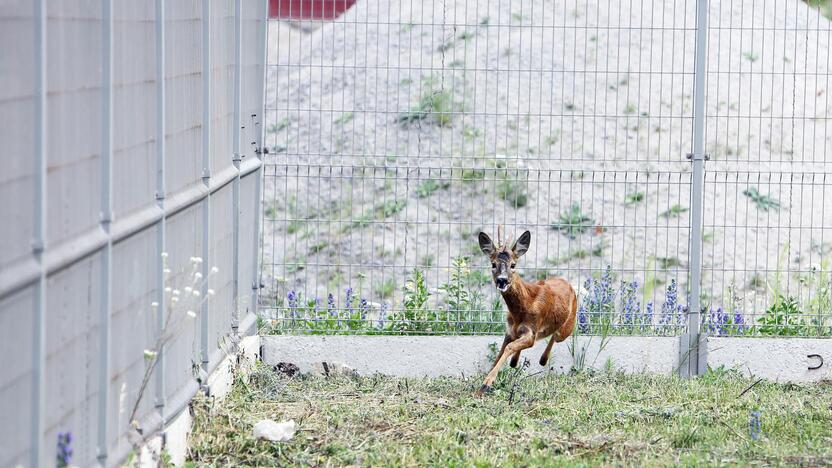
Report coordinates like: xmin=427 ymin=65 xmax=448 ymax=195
xmin=512 ymin=230 xmax=531 ymax=257
xmin=478 ymin=232 xmax=495 ymax=255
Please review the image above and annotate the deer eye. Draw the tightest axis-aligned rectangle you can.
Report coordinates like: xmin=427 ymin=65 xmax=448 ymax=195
xmin=511 ymin=263 xmax=516 ymax=268
xmin=491 ymin=263 xmax=497 ymax=269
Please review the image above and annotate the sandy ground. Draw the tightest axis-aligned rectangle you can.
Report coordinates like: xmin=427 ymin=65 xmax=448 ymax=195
xmin=260 ymin=0 xmax=832 ymax=321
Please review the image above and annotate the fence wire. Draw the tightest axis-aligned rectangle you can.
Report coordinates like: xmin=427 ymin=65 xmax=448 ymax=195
xmin=260 ymin=0 xmax=831 ymax=337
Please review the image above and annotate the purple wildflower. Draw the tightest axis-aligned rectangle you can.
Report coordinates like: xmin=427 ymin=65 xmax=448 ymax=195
xmin=620 ymin=280 xmax=640 ymax=328
xmin=749 ymin=410 xmax=762 ymax=441
xmin=327 ymin=293 xmax=336 ymax=316
xmin=57 ymin=432 xmax=72 ymax=468
xmin=578 ymin=304 xmax=590 ymax=333
xmin=287 ymin=290 xmax=298 ymax=319
xmin=378 ymin=303 xmax=388 ymax=328
xmin=345 ymin=287 xmax=354 ymax=315
xmin=643 ymin=301 xmax=654 ymax=332
xmin=659 ymin=279 xmax=679 ymax=333
xmin=359 ymin=297 xmax=369 ymax=320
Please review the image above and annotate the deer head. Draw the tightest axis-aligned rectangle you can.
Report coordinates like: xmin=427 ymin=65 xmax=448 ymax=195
xmin=478 ymin=227 xmax=531 ymax=292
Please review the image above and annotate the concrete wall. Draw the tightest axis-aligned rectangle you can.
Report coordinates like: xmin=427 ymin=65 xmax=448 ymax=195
xmin=261 ymin=335 xmax=832 ymax=383
xmin=261 ymin=335 xmax=681 ymax=377
xmin=0 ymin=1 xmax=268 ymax=466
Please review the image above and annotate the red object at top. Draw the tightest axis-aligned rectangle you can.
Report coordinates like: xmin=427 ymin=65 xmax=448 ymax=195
xmin=269 ymin=0 xmax=357 ymax=20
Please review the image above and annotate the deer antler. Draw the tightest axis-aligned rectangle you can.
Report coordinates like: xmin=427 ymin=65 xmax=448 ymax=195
xmin=497 ymin=224 xmax=504 ymax=247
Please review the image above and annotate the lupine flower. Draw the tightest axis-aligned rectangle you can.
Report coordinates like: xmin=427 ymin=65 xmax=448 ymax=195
xmin=733 ymin=311 xmax=747 ymax=334
xmin=643 ymin=301 xmax=655 ymax=332
xmin=359 ymin=297 xmax=369 ymax=320
xmin=577 ymin=304 xmax=590 ymax=333
xmin=327 ymin=293 xmax=337 ymax=318
xmin=659 ymin=279 xmax=679 ymax=333
xmin=57 ymin=432 xmax=73 ymax=468
xmin=578 ymin=266 xmax=617 ymax=333
xmin=749 ymin=410 xmax=762 ymax=440
xmin=312 ymin=297 xmax=321 ymax=321
xmin=287 ymin=290 xmax=298 ymax=319
xmin=378 ymin=302 xmax=388 ymax=328
xmin=620 ymin=280 xmax=640 ymax=328
xmin=345 ymin=287 xmax=354 ymax=315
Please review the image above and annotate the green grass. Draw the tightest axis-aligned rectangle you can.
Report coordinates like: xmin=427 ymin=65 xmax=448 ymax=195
xmin=188 ymin=365 xmax=832 ymax=467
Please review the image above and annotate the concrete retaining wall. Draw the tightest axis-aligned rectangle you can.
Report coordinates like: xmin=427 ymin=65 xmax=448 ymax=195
xmin=261 ymin=335 xmax=681 ymax=377
xmin=262 ymin=335 xmax=832 ymax=383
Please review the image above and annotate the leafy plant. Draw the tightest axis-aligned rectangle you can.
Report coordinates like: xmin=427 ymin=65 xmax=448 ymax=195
xmin=743 ymin=187 xmax=780 ymax=211
xmin=624 ymin=191 xmax=645 ymax=205
xmin=496 ymin=173 xmax=529 ymax=208
xmin=416 ymin=179 xmax=450 ymax=198
xmin=397 ymin=89 xmax=456 ymax=126
xmin=375 ymin=279 xmax=396 ymax=299
xmin=660 ymin=205 xmax=688 ymax=219
xmin=757 ymin=295 xmax=805 ymax=336
xmin=552 ymin=203 xmax=595 ymax=238
xmin=334 ymin=112 xmax=354 ymax=125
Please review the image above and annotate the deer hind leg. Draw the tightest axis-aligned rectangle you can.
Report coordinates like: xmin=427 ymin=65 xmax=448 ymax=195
xmin=476 ymin=330 xmax=535 ymax=396
xmin=539 ymin=334 xmax=557 ymax=366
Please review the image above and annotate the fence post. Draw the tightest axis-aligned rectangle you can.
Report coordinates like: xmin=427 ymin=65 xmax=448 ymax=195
xmin=97 ymin=0 xmax=115 ymax=463
xmin=232 ymin=0 xmax=242 ymax=332
xmin=154 ymin=0 xmax=167 ymax=417
xmin=682 ymin=0 xmax=709 ymax=378
xmin=31 ymin=0 xmax=47 ymax=465
xmin=251 ymin=0 xmax=269 ymax=327
xmin=200 ymin=0 xmax=212 ymax=373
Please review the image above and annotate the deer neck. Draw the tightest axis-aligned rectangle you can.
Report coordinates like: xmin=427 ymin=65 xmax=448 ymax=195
xmin=501 ymin=275 xmax=530 ymax=312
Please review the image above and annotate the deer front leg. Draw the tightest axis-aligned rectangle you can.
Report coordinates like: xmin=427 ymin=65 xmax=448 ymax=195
xmin=488 ymin=334 xmax=512 ymax=373
xmin=475 ymin=329 xmax=536 ymax=397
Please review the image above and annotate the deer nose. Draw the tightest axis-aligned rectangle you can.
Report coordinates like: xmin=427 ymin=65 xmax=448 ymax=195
xmin=495 ymin=277 xmax=508 ymax=289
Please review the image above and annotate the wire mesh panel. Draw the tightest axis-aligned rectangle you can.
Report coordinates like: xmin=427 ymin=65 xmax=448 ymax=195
xmin=261 ymin=0 xmax=700 ymax=335
xmin=701 ymin=0 xmax=832 ymax=337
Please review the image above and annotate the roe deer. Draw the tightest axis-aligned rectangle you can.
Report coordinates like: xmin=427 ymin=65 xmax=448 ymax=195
xmin=474 ymin=227 xmax=577 ymax=397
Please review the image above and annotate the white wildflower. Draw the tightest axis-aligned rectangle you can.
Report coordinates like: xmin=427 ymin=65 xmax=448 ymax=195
xmin=172 ymin=289 xmax=180 ymax=296
xmin=207 ymin=289 xmax=216 ymax=296
xmin=211 ymin=266 xmax=219 ymax=274
xmin=193 ymin=290 xmax=201 ymax=297
xmin=186 ymin=310 xmax=197 ymax=318
xmin=143 ymin=349 xmax=158 ymax=360
xmin=160 ymin=252 xmax=168 ymax=258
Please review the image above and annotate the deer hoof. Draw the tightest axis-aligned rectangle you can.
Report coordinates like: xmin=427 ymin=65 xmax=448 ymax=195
xmin=539 ymin=355 xmax=549 ymax=366
xmin=474 ymin=384 xmax=492 ymax=397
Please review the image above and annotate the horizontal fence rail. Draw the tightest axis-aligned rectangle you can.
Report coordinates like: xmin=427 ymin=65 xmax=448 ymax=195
xmin=260 ymin=0 xmax=831 ymax=341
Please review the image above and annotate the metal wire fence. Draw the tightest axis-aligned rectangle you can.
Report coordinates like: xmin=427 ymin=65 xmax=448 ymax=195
xmin=260 ymin=0 xmax=832 ymax=338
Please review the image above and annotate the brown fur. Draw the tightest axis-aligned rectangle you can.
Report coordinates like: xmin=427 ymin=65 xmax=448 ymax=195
xmin=475 ymin=230 xmax=577 ymax=396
